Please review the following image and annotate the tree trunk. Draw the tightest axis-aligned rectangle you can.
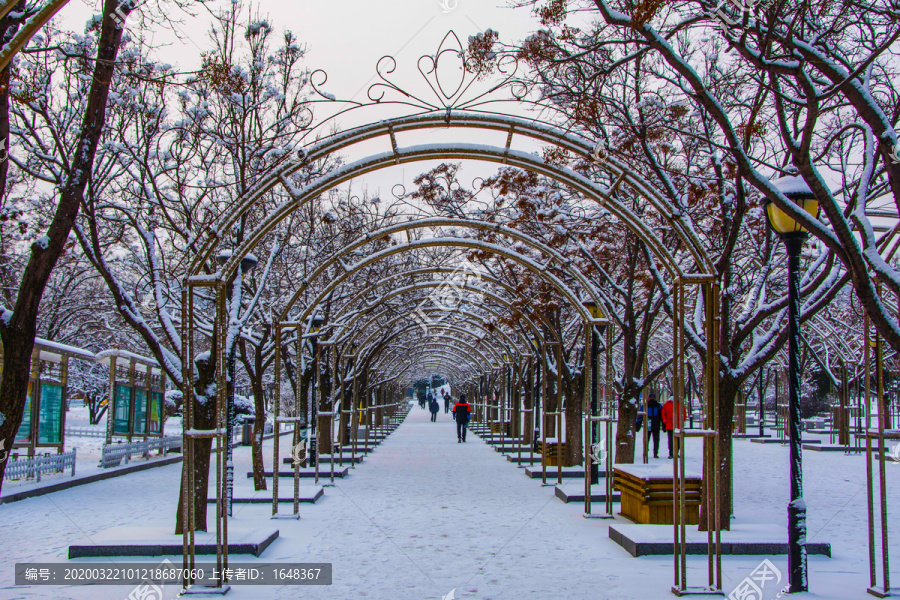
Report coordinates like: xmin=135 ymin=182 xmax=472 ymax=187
xmin=250 ymin=378 xmax=266 ymax=492
xmin=700 ymin=377 xmax=737 ymax=532
xmin=317 ymin=353 xmax=332 ymax=455
xmin=339 ymin=384 xmax=351 ymax=445
xmin=564 ymin=375 xmax=584 ymax=466
xmin=615 ymin=392 xmax=639 ymax=463
xmin=175 ymin=393 xmax=215 ymax=534
xmin=0 ymin=0 xmax=130 ymax=492
xmin=523 ymin=363 xmax=534 ymax=444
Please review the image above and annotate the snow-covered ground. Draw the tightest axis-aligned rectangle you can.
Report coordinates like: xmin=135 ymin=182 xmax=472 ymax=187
xmin=0 ymin=404 xmax=897 ymax=600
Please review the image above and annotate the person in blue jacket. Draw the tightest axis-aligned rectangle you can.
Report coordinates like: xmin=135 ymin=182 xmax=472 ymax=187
xmin=429 ymin=396 xmax=440 ymax=422
xmin=646 ymin=392 xmax=663 ymax=458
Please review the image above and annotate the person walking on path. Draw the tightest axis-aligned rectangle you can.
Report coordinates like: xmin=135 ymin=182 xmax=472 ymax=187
xmin=452 ymin=394 xmax=471 ymax=442
xmin=646 ymin=393 xmax=663 ymax=458
xmin=661 ymin=394 xmax=686 ymax=459
xmin=429 ymin=396 xmax=440 ymax=422
xmin=443 ymin=391 xmax=451 ymax=414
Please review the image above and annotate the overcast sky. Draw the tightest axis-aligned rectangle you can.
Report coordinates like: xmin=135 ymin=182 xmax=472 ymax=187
xmin=57 ymin=0 xmax=548 ymax=201
xmin=59 ymin=0 xmax=541 ymax=107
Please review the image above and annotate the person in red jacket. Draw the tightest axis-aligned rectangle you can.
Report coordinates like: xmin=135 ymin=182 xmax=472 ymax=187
xmin=661 ymin=396 xmax=686 ymax=459
xmin=452 ymin=394 xmax=471 ymax=443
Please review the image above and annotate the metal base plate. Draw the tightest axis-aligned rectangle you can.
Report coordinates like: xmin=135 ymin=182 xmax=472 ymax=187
xmin=868 ymin=586 xmax=891 ymax=598
xmin=271 ymin=512 xmax=300 ymax=520
xmin=583 ymin=513 xmax=614 ymax=519
xmin=184 ymin=584 xmax=231 ymax=595
xmin=671 ymin=586 xmax=723 ymax=596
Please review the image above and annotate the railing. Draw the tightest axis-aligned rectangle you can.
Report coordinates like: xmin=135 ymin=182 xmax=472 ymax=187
xmin=3 ymin=449 xmax=77 ymax=482
xmin=65 ymin=426 xmax=106 ymax=438
xmin=100 ymin=436 xmax=182 ymax=469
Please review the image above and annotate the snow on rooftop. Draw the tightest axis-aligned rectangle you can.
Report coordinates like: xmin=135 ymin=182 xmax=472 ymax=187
xmin=32 ymin=337 xmax=95 ymax=363
xmin=94 ymin=348 xmax=160 ymax=371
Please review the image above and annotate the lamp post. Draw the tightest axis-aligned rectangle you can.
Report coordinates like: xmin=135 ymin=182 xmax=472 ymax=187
xmin=582 ymin=300 xmax=604 ymax=485
xmin=764 ymin=172 xmax=820 ymax=594
xmin=215 ymin=251 xmax=258 ymax=517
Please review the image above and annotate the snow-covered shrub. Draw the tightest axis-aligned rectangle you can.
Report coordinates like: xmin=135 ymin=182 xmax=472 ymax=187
xmin=164 ymin=390 xmax=182 ymax=417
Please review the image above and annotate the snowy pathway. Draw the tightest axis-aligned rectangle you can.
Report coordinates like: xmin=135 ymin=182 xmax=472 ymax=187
xmin=0 ymin=404 xmax=896 ymax=599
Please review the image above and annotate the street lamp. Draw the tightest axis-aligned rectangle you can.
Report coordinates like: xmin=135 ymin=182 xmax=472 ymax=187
xmin=582 ymin=299 xmax=605 ymax=485
xmin=764 ymin=172 xmax=820 ymax=594
xmin=215 ymin=250 xmax=259 ymax=516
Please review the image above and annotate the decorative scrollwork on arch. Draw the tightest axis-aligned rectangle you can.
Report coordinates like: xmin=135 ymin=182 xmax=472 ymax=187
xmin=307 ymin=30 xmax=535 ymax=117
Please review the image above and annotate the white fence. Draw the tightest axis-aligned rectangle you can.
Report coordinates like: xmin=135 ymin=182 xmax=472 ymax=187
xmin=3 ymin=449 xmax=77 ymax=482
xmin=65 ymin=427 xmax=106 ymax=438
xmin=100 ymin=436 xmax=182 ymax=469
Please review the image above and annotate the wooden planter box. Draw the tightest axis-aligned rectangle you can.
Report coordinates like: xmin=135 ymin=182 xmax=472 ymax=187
xmin=536 ymin=440 xmax=567 ymax=467
xmin=614 ymin=465 xmax=701 ymax=525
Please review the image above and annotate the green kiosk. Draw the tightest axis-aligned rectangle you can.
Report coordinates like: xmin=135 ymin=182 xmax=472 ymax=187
xmin=95 ymin=349 xmax=166 ymax=444
xmin=4 ymin=338 xmax=96 ymax=458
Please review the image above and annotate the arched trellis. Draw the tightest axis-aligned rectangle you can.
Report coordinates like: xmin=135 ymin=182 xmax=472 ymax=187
xmin=381 ymin=346 xmax=484 ymax=379
xmin=279 ymin=218 xmax=611 ymax=326
xmin=364 ymin=328 xmax=502 ymax=375
xmin=180 ymin=113 xmax=721 ymax=591
xmin=323 ymin=265 xmax=571 ymax=345
xmin=327 ymin=315 xmax=520 ymax=427
xmin=346 ymin=306 xmax=521 ymax=364
xmin=326 ymin=280 xmax=562 ymax=355
xmin=303 ymin=279 xmax=537 ymax=413
xmin=332 ymin=282 xmax=564 ymax=435
xmin=191 ymin=112 xmax=714 ymax=283
xmin=352 ymin=315 xmax=515 ymax=368
xmin=376 ymin=344 xmax=492 ymax=383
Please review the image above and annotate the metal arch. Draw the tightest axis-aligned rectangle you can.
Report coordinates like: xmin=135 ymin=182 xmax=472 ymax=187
xmin=0 ymin=0 xmax=74 ymax=71
xmin=378 ymin=345 xmax=485 ymax=380
xmin=326 ymin=265 xmax=582 ymax=343
xmin=355 ymin=338 xmax=487 ymax=385
xmin=382 ymin=347 xmax=487 ymax=384
xmin=399 ymin=363 xmax=468 ymax=386
xmin=349 ymin=310 xmax=518 ymax=367
xmin=337 ymin=302 xmax=525 ymax=359
xmin=367 ymin=337 xmax=496 ymax=378
xmin=376 ymin=347 xmax=484 ymax=385
xmin=370 ymin=333 xmax=498 ymax=370
xmin=397 ymin=363 xmax=466 ymax=386
xmin=212 ymin=147 xmax=681 ymax=284
xmin=189 ymin=111 xmax=714 ymax=279
xmin=357 ymin=326 xmax=500 ymax=375
xmin=281 ymin=232 xmax=606 ymax=330
xmin=275 ymin=217 xmax=606 ymax=324
xmin=362 ymin=324 xmax=508 ymax=372
xmin=326 ymin=280 xmax=556 ymax=352
xmin=396 ymin=356 xmax=471 ymax=382
xmin=356 ymin=328 xmax=495 ymax=373
xmin=327 ymin=281 xmax=522 ymax=349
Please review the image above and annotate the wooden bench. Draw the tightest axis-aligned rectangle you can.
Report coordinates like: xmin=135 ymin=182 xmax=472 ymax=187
xmin=613 ymin=465 xmax=701 ymax=525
